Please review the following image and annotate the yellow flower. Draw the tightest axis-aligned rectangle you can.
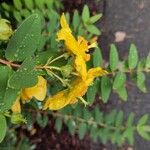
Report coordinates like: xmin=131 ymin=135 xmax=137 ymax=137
xmin=57 ymin=13 xmax=95 ymax=61
xmin=43 ymin=67 xmax=107 ymax=110
xmin=21 ymin=76 xmax=47 ymax=102
xmin=11 ymin=96 xmax=21 ymax=113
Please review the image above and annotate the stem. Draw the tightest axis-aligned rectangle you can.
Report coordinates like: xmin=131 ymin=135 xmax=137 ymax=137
xmin=23 ymin=108 xmax=128 ymax=131
xmin=0 ymin=59 xmax=20 ymax=68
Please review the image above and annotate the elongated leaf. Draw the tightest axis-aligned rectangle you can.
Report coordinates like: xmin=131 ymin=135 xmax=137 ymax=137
xmin=146 ymin=52 xmax=150 ymax=68
xmin=8 ymin=57 xmax=38 ymax=89
xmin=127 ymin=113 xmax=135 ymax=126
xmin=128 ymin=44 xmax=138 ymax=69
xmin=5 ymin=14 xmax=41 ymax=62
xmin=93 ymin=47 xmax=103 ymax=67
xmin=137 ymin=126 xmax=150 ymax=140
xmin=116 ymin=85 xmax=128 ymax=101
xmin=24 ymin=0 xmax=34 ymax=10
xmin=115 ymin=111 xmax=124 ymax=127
xmin=0 ymin=115 xmax=7 ymax=143
xmin=55 ymin=118 xmax=62 ymax=133
xmin=82 ymin=5 xmax=90 ymax=23
xmin=73 ymin=10 xmax=80 ymax=30
xmin=109 ymin=44 xmax=119 ymax=71
xmin=138 ymin=114 xmax=149 ymax=126
xmin=113 ymin=72 xmax=126 ymax=90
xmin=13 ymin=0 xmax=22 ymax=10
xmin=88 ymin=14 xmax=102 ymax=24
xmin=137 ymin=72 xmax=147 ymax=93
xmin=86 ymin=84 xmax=97 ymax=105
xmin=78 ymin=123 xmax=87 ymax=139
xmin=101 ymin=76 xmax=111 ymax=103
xmin=86 ymin=25 xmax=101 ymax=35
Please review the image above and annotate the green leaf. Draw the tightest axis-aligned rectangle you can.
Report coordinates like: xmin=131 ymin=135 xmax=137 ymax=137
xmin=105 ymin=110 xmax=116 ymax=125
xmin=0 ymin=115 xmax=7 ymax=143
xmin=88 ymin=14 xmax=102 ymax=24
xmin=109 ymin=44 xmax=119 ymax=71
xmin=24 ymin=0 xmax=34 ymax=10
xmin=146 ymin=52 xmax=150 ymax=69
xmin=0 ymin=88 xmax=19 ymax=112
xmin=138 ymin=114 xmax=149 ymax=126
xmin=55 ymin=118 xmax=62 ymax=133
xmin=127 ymin=113 xmax=135 ymax=126
xmin=13 ymin=0 xmax=22 ymax=10
xmin=113 ymin=72 xmax=126 ymax=90
xmin=93 ymin=47 xmax=103 ymax=67
xmin=86 ymin=82 xmax=97 ymax=105
xmin=21 ymin=9 xmax=31 ymax=18
xmin=82 ymin=5 xmax=90 ymax=23
xmin=94 ymin=106 xmax=103 ymax=123
xmin=13 ymin=11 xmax=22 ymax=22
xmin=137 ymin=72 xmax=147 ymax=93
xmin=73 ymin=10 xmax=80 ymax=30
xmin=34 ymin=0 xmax=45 ymax=10
xmin=101 ymin=76 xmax=111 ymax=103
xmin=116 ymin=85 xmax=128 ymax=101
xmin=5 ymin=14 xmax=42 ymax=62
xmin=122 ymin=127 xmax=134 ymax=145
xmin=8 ymin=57 xmax=38 ymax=89
xmin=0 ymin=66 xmax=12 ymax=98
xmin=115 ymin=111 xmax=124 ymax=127
xmin=128 ymin=44 xmax=138 ymax=69
xmin=86 ymin=25 xmax=101 ymax=35
xmin=78 ymin=123 xmax=87 ymax=139
xmin=137 ymin=126 xmax=150 ymax=140
xmin=36 ymin=113 xmax=48 ymax=128
xmin=68 ymin=120 xmax=76 ymax=136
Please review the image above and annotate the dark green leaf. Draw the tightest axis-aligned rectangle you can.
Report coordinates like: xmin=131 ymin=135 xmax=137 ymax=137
xmin=8 ymin=57 xmax=38 ymax=89
xmin=109 ymin=44 xmax=119 ymax=71
xmin=137 ymin=72 xmax=147 ymax=93
xmin=138 ymin=114 xmax=149 ymax=126
xmin=146 ymin=52 xmax=150 ymax=69
xmin=113 ymin=72 xmax=126 ymax=90
xmin=115 ymin=111 xmax=124 ymax=127
xmin=127 ymin=113 xmax=135 ymax=126
xmin=86 ymin=83 xmax=97 ymax=105
xmin=68 ymin=120 xmax=76 ymax=136
xmin=13 ymin=0 xmax=22 ymax=10
xmin=73 ymin=10 xmax=80 ymax=30
xmin=0 ymin=115 xmax=7 ymax=143
xmin=78 ymin=123 xmax=87 ymax=139
xmin=82 ymin=5 xmax=90 ymax=23
xmin=5 ymin=14 xmax=42 ymax=61
xmin=86 ymin=25 xmax=101 ymax=35
xmin=128 ymin=44 xmax=138 ymax=69
xmin=88 ymin=14 xmax=102 ymax=24
xmin=116 ymin=85 xmax=128 ymax=101
xmin=24 ymin=0 xmax=34 ymax=10
xmin=101 ymin=76 xmax=111 ymax=103
xmin=55 ymin=118 xmax=63 ymax=133
xmin=93 ymin=47 xmax=103 ymax=67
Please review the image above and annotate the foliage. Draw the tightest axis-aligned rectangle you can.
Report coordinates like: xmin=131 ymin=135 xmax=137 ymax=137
xmin=0 ymin=2 xmax=150 ymax=148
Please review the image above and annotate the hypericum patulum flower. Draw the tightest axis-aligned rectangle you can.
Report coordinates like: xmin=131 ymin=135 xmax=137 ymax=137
xmin=11 ymin=76 xmax=47 ymax=113
xmin=21 ymin=76 xmax=47 ymax=102
xmin=57 ymin=13 xmax=97 ymax=80
xmin=44 ymin=67 xmax=108 ymax=110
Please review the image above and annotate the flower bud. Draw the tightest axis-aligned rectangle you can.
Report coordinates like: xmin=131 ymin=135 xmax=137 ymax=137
xmin=61 ymin=65 xmax=73 ymax=77
xmin=11 ymin=113 xmax=26 ymax=124
xmin=0 ymin=19 xmax=13 ymax=41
